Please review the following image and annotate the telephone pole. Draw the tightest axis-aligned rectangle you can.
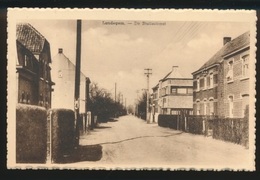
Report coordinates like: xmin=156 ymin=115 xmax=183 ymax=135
xmin=115 ymin=83 xmax=117 ymax=102
xmin=144 ymin=68 xmax=152 ymax=123
xmin=74 ymin=19 xmax=82 ymax=148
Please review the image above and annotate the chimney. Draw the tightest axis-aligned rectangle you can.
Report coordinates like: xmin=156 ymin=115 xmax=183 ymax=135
xmin=172 ymin=66 xmax=179 ymax=71
xmin=223 ymin=37 xmax=231 ymax=45
xmin=58 ymin=48 xmax=63 ymax=54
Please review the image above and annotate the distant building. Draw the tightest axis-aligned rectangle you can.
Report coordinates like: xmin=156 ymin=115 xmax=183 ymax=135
xmin=192 ymin=31 xmax=250 ymax=118
xmin=16 ymin=23 xmax=54 ymax=109
xmin=151 ymin=66 xmax=193 ymax=121
xmin=51 ymin=48 xmax=88 ymax=114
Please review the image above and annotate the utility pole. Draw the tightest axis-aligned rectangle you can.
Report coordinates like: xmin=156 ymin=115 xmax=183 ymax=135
xmin=115 ymin=83 xmax=117 ymax=102
xmin=144 ymin=68 xmax=152 ymax=123
xmin=74 ymin=19 xmax=82 ymax=148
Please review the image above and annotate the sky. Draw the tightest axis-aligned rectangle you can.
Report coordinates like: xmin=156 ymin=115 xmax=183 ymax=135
xmin=18 ymin=19 xmax=250 ymax=106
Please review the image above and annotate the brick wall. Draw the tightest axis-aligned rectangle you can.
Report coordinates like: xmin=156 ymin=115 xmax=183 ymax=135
xmin=223 ymin=49 xmax=250 ymax=118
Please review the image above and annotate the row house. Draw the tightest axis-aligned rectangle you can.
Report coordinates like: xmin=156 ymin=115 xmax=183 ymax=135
xmin=51 ymin=48 xmax=90 ymax=115
xmin=16 ymin=23 xmax=54 ymax=109
xmin=151 ymin=66 xmax=193 ymax=121
xmin=192 ymin=31 xmax=250 ymax=118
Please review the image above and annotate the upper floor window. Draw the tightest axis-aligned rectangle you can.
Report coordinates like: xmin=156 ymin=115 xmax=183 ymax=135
xmin=200 ymin=78 xmax=204 ymax=89
xmin=209 ymin=73 xmax=214 ymax=88
xmin=242 ymin=54 xmax=249 ymax=77
xmin=204 ymin=76 xmax=207 ymax=89
xmin=226 ymin=60 xmax=234 ymax=82
xmin=171 ymin=87 xmax=177 ymax=94
xmin=197 ymin=78 xmax=200 ymax=91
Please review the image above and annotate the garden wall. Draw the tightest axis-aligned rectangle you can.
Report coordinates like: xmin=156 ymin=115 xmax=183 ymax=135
xmin=16 ymin=104 xmax=47 ymax=163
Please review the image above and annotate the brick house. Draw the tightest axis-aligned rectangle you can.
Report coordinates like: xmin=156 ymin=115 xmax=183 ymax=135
xmin=51 ymin=48 xmax=88 ymax=114
xmin=222 ymin=32 xmax=250 ymax=118
xmin=151 ymin=66 xmax=193 ymax=121
xmin=16 ymin=23 xmax=54 ymax=109
xmin=192 ymin=31 xmax=250 ymax=118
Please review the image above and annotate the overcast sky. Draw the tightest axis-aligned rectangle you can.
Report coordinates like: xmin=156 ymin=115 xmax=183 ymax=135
xmin=18 ymin=19 xmax=249 ymax=106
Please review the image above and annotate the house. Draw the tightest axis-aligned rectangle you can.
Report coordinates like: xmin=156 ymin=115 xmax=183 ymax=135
xmin=16 ymin=23 xmax=54 ymax=109
xmin=222 ymin=32 xmax=250 ymax=118
xmin=51 ymin=48 xmax=88 ymax=115
xmin=151 ymin=66 xmax=193 ymax=122
xmin=192 ymin=31 xmax=250 ymax=118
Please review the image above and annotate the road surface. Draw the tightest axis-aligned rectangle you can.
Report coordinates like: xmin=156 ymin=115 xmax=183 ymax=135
xmin=78 ymin=115 xmax=253 ymax=170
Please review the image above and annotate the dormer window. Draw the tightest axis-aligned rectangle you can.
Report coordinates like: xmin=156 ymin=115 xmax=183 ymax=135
xmin=226 ymin=60 xmax=234 ymax=82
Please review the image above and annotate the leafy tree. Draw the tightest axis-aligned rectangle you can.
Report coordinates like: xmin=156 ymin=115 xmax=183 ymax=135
xmin=89 ymin=82 xmax=126 ymax=123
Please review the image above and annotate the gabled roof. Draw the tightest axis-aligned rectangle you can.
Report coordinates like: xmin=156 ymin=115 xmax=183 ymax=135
xmin=192 ymin=31 xmax=250 ymax=75
xmin=16 ymin=23 xmax=52 ymax=63
xmin=160 ymin=66 xmax=188 ymax=82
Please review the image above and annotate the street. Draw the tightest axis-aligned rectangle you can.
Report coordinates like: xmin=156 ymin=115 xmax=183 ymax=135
xmin=77 ymin=115 xmax=251 ymax=169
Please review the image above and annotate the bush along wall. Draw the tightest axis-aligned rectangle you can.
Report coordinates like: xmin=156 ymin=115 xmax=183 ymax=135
xmin=16 ymin=104 xmax=47 ymax=163
xmin=48 ymin=109 xmax=75 ymax=163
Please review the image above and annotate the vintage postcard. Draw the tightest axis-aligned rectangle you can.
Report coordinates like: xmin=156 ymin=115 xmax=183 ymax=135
xmin=7 ymin=8 xmax=256 ymax=170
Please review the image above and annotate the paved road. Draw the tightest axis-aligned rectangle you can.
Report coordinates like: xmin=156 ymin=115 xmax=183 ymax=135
xmin=79 ymin=115 xmax=252 ymax=169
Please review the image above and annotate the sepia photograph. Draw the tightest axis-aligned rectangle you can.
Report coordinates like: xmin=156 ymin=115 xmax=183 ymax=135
xmin=7 ymin=8 xmax=256 ymax=170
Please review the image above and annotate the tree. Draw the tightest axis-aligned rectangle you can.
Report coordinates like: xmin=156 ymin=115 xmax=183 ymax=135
xmin=137 ymin=92 xmax=147 ymax=120
xmin=89 ymin=82 xmax=126 ymax=123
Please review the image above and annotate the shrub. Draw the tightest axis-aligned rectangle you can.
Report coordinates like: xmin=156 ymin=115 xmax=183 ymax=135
xmin=16 ymin=104 xmax=47 ymax=163
xmin=49 ymin=109 xmax=75 ymax=163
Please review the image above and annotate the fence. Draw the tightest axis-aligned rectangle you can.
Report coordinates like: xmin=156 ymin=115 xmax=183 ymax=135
xmin=158 ymin=114 xmax=248 ymax=147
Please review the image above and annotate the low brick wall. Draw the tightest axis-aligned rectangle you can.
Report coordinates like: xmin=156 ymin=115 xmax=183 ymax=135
xmin=16 ymin=104 xmax=47 ymax=163
xmin=48 ymin=109 xmax=75 ymax=163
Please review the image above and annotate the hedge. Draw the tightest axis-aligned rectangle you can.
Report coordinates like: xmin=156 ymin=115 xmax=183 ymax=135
xmin=16 ymin=104 xmax=47 ymax=163
xmin=158 ymin=115 xmax=178 ymax=129
xmin=212 ymin=118 xmax=248 ymax=146
xmin=48 ymin=109 xmax=75 ymax=163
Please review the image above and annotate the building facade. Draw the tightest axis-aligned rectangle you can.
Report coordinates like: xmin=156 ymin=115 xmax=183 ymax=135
xmin=51 ymin=48 xmax=88 ymax=114
xmin=152 ymin=66 xmax=193 ymax=121
xmin=16 ymin=23 xmax=54 ymax=109
xmin=192 ymin=31 xmax=250 ymax=118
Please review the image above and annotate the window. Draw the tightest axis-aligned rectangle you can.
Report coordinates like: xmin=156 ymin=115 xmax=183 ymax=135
xmin=24 ymin=55 xmax=28 ymax=67
xmin=209 ymin=73 xmax=214 ymax=88
xmin=213 ymin=74 xmax=218 ymax=84
xmin=178 ymin=88 xmax=187 ymax=94
xmin=187 ymin=88 xmax=193 ymax=94
xmin=242 ymin=94 xmax=249 ymax=117
xmin=204 ymin=100 xmax=207 ymax=115
xmin=209 ymin=99 xmax=214 ymax=115
xmin=196 ymin=101 xmax=200 ymax=115
xmin=228 ymin=95 xmax=234 ymax=118
xmin=226 ymin=60 xmax=234 ymax=82
xmin=242 ymin=55 xmax=249 ymax=77
xmin=200 ymin=78 xmax=204 ymax=89
xmin=171 ymin=110 xmax=178 ymax=115
xmin=171 ymin=87 xmax=177 ymax=94
xmin=204 ymin=76 xmax=207 ymax=89
xmin=197 ymin=78 xmax=200 ymax=91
